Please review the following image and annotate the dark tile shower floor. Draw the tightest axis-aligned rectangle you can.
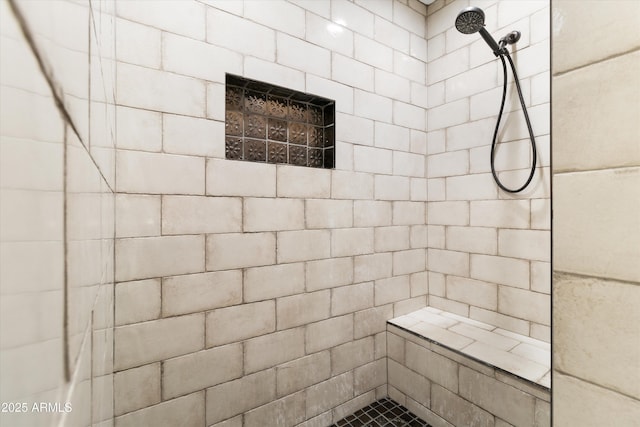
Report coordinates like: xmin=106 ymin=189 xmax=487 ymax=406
xmin=330 ymin=398 xmax=431 ymax=427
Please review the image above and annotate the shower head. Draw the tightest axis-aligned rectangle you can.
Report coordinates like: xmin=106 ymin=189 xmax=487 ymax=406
xmin=455 ymin=6 xmax=485 ymax=34
xmin=455 ymin=6 xmax=504 ymax=57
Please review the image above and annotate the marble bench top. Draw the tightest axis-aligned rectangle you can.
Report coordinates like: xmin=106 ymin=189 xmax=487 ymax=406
xmin=388 ymin=307 xmax=551 ymax=389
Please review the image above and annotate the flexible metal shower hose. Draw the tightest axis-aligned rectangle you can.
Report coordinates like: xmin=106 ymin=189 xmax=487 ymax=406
xmin=491 ymin=51 xmax=538 ymax=193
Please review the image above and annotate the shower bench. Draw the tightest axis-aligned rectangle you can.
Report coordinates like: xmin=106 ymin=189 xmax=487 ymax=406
xmin=386 ymin=307 xmax=550 ymax=427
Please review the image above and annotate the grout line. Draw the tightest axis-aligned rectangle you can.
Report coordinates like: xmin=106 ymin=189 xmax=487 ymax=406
xmin=62 ymin=124 xmax=70 ymax=383
xmin=87 ymin=6 xmax=92 ymax=155
xmin=7 ymin=0 xmax=116 ymax=195
xmin=554 ymin=370 xmax=639 ymax=402
xmin=6 ymin=0 xmax=82 ymax=144
xmin=110 ymin=3 xmax=119 ymax=420
xmin=552 ymin=46 xmax=640 ymax=78
xmin=553 ymin=271 xmax=640 ymax=287
xmin=553 ymin=165 xmax=640 ymax=176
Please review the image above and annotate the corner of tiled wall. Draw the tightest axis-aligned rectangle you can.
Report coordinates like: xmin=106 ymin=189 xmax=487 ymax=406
xmin=2 ymin=0 xmax=562 ymax=425
xmin=0 ymin=0 xmax=116 ymax=425
xmin=112 ymin=0 xmax=430 ymax=425
xmin=551 ymin=0 xmax=640 ymax=424
xmin=424 ymin=0 xmax=551 ymax=342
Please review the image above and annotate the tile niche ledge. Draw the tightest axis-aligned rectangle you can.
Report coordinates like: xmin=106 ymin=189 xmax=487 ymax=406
xmin=387 ymin=307 xmax=550 ymax=427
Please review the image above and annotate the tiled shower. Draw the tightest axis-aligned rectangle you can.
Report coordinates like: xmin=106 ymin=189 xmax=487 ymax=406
xmin=0 ymin=1 xmax=638 ymax=427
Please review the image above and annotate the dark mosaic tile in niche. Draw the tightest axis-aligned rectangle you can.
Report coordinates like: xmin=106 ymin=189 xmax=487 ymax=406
xmin=268 ymin=119 xmax=287 ymax=142
xmin=267 ymin=141 xmax=287 ymax=164
xmin=245 ymin=114 xmax=266 ymax=139
xmin=244 ymin=138 xmax=266 ymax=162
xmin=289 ymin=122 xmax=307 ymax=145
xmin=225 ymin=74 xmax=335 ymax=169
xmin=225 ymin=137 xmax=242 ymax=160
xmin=289 ymin=144 xmax=307 ymax=167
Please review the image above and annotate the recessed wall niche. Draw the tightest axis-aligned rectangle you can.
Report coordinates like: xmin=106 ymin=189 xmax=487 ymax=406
xmin=225 ymin=74 xmax=335 ymax=169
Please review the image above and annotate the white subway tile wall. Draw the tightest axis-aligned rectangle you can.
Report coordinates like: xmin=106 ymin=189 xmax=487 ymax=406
xmin=387 ymin=307 xmax=550 ymax=426
xmin=1 ymin=0 xmax=556 ymax=426
xmin=1 ymin=1 xmax=116 ymax=425
xmin=425 ymin=0 xmax=551 ymax=342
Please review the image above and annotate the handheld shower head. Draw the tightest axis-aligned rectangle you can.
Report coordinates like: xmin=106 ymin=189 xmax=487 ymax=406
xmin=455 ymin=8 xmax=537 ymax=193
xmin=455 ymin=6 xmax=485 ymax=34
xmin=455 ymin=6 xmax=503 ymax=56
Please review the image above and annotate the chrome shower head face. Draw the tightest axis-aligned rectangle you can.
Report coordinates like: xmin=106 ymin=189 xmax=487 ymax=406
xmin=455 ymin=6 xmax=485 ymax=34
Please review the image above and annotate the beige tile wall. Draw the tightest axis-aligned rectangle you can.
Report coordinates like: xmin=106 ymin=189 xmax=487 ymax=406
xmin=425 ymin=0 xmax=551 ymax=342
xmin=552 ymin=0 xmax=640 ymax=424
xmin=113 ymin=0 xmax=430 ymax=425
xmin=0 ymin=1 xmax=116 ymax=426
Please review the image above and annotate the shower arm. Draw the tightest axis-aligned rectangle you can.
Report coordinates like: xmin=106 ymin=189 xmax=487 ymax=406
xmin=483 ymin=29 xmax=522 ymax=57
